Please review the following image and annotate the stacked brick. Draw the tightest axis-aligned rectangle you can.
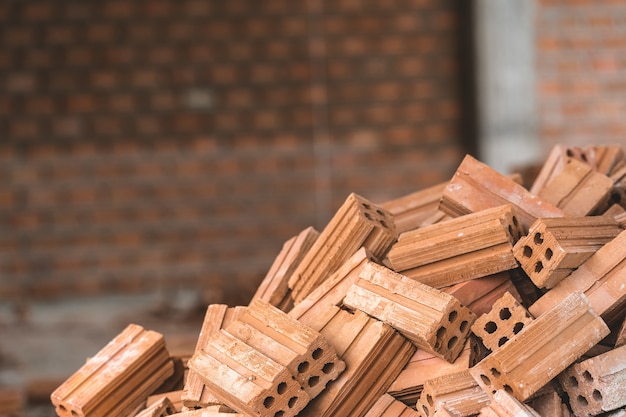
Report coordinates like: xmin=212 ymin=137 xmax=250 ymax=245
xmin=48 ymin=144 xmax=626 ymax=417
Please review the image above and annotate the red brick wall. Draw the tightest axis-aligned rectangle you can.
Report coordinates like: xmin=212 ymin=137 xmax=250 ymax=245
xmin=536 ymin=0 xmax=626 ymax=151
xmin=1 ymin=0 xmax=468 ymax=304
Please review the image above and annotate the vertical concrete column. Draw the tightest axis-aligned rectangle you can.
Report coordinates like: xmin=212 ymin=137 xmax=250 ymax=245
xmin=474 ymin=0 xmax=540 ymax=174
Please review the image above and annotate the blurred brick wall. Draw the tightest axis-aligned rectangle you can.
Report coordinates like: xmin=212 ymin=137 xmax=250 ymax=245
xmin=0 ymin=0 xmax=467 ymax=304
xmin=536 ymin=0 xmax=626 ymax=151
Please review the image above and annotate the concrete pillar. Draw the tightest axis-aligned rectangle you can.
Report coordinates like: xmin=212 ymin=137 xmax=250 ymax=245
xmin=474 ymin=0 xmax=540 ymax=174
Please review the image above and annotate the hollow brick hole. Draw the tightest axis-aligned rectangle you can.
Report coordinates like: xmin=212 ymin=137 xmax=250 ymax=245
xmin=447 ymin=336 xmax=458 ymax=349
xmin=277 ymin=382 xmax=287 ymax=395
xmin=311 ymin=348 xmax=323 ymax=360
xmin=448 ymin=310 xmax=458 ymax=322
xmin=480 ymin=374 xmax=491 ymax=386
xmin=437 ymin=326 xmax=446 ymax=339
xmin=288 ymin=397 xmax=298 ymax=408
xmin=298 ymin=361 xmax=309 ymax=373
xmin=264 ymin=396 xmax=275 ymax=409
xmin=545 ymin=247 xmax=553 ymax=260
xmin=460 ymin=320 xmax=469 ymax=332
xmin=322 ymin=362 xmax=334 ymax=374
xmin=593 ymin=389 xmax=602 ymax=402
xmin=523 ymin=245 xmax=533 ymax=257
xmin=534 ymin=232 xmax=544 ymax=244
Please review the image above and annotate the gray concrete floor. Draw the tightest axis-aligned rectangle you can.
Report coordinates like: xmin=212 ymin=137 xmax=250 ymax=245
xmin=0 ymin=290 xmax=207 ymax=416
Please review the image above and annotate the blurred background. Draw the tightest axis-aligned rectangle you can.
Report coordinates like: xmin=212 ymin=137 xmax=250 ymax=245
xmin=1 ymin=0 xmax=626 ymax=414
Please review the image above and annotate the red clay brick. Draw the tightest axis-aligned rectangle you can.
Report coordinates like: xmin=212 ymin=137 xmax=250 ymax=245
xmin=66 ymin=94 xmax=97 ymax=113
xmin=9 ymin=120 xmax=40 ymax=138
xmin=52 ymin=117 xmax=83 ymax=137
xmin=127 ymin=23 xmax=157 ymax=42
xmin=24 ymin=96 xmax=54 ymax=115
xmin=85 ymin=22 xmax=118 ymax=43
xmin=6 ymin=73 xmax=37 ymax=93
xmin=45 ymin=25 xmax=77 ymax=45
xmin=22 ymin=3 xmax=54 ymax=21
xmin=3 ymin=27 xmax=36 ymax=46
xmin=65 ymin=47 xmax=95 ymax=67
xmin=103 ymin=1 xmax=135 ymax=18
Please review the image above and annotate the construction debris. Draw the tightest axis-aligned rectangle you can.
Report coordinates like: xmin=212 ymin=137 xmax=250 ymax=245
xmin=48 ymin=144 xmax=626 ymax=417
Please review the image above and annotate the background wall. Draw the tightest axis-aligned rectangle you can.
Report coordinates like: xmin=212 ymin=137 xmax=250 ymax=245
xmin=0 ymin=0 xmax=469 ymax=305
xmin=5 ymin=0 xmax=626 ymax=307
xmin=535 ymin=0 xmax=626 ymax=151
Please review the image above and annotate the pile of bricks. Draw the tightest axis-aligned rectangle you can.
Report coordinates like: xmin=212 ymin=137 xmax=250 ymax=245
xmin=49 ymin=144 xmax=626 ymax=417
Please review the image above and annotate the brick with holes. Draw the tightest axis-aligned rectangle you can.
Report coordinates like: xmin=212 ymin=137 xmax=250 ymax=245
xmin=470 ymin=292 xmax=609 ymax=402
xmin=50 ymin=324 xmax=174 ymax=417
xmin=478 ymin=389 xmax=542 ymax=417
xmin=442 ymin=271 xmax=523 ymax=316
xmin=288 ymin=247 xmax=376 ymax=324
xmin=529 ymin=228 xmax=626 ymax=324
xmin=513 ymin=216 xmax=620 ymax=289
xmin=343 ymin=261 xmax=476 ymax=363
xmin=364 ymin=393 xmax=420 ymax=417
xmin=379 ymin=181 xmax=447 ymax=234
xmin=559 ymin=343 xmax=626 ymax=417
xmin=182 ymin=304 xmax=244 ymax=410
xmin=529 ymin=144 xmax=595 ymax=196
xmin=288 ymin=192 xmax=397 ymax=304
xmin=296 ymin=305 xmax=415 ymax=417
xmin=223 ymin=298 xmax=345 ymax=400
xmin=385 ymin=205 xmax=524 ymax=289
xmin=387 ymin=343 xmax=472 ymax=408
xmin=415 ymin=370 xmax=490 ymax=417
xmin=537 ymin=158 xmax=613 ymax=217
xmin=187 ymin=329 xmax=310 ymax=417
xmin=440 ymin=154 xmax=565 ymax=232
xmin=471 ymin=291 xmax=535 ymax=352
